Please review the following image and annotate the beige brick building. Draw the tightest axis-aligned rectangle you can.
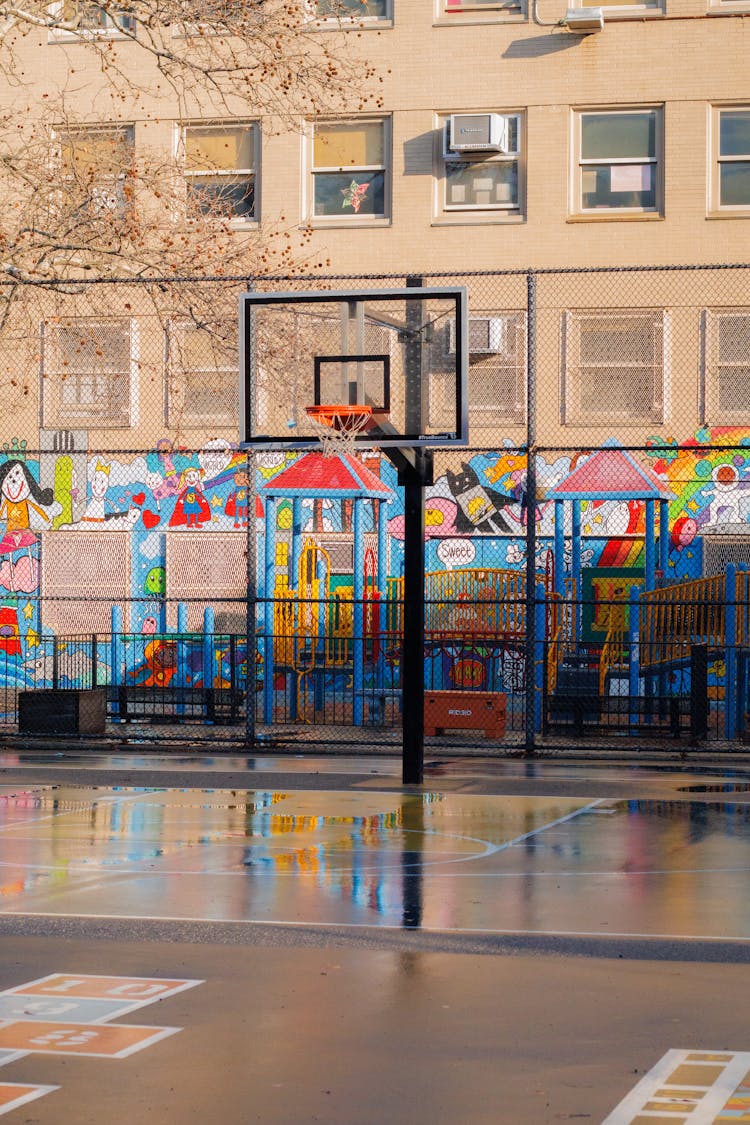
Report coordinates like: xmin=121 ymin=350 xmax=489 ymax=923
xmin=0 ymin=1 xmax=748 ymax=451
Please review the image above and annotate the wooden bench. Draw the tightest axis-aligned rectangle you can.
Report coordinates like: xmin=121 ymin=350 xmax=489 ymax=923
xmin=424 ymin=690 xmax=506 ymax=739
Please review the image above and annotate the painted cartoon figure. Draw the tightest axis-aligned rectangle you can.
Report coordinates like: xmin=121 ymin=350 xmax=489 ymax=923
xmin=445 ymin=462 xmax=517 ymax=534
xmin=169 ymin=467 xmax=211 ymax=528
xmin=80 ymin=461 xmax=114 ymax=523
xmin=225 ymin=469 xmax=249 ymax=528
xmin=0 ymin=460 xmax=53 ymax=591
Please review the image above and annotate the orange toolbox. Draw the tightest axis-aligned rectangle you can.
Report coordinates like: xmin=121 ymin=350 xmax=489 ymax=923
xmin=424 ymin=690 xmax=507 ymax=739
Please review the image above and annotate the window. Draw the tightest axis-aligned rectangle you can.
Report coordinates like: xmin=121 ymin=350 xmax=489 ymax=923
xmin=59 ymin=126 xmax=134 ymax=218
xmin=467 ymin=313 xmax=526 ymax=428
xmin=314 ymin=0 xmax=390 ymax=20
xmin=48 ymin=1 xmax=134 ymax=39
xmin=568 ymin=0 xmax=661 ymax=14
xmin=711 ymin=108 xmax=750 ymax=213
xmin=429 ymin=312 xmax=526 ymax=430
xmin=563 ymin=311 xmax=666 ymax=425
xmin=438 ymin=114 xmax=522 ymax=218
xmin=184 ymin=124 xmax=257 ymax=222
xmin=573 ymin=109 xmax=661 ymax=215
xmin=310 ymin=119 xmax=388 ymax=221
xmin=41 ymin=319 xmax=135 ymax=428
xmin=167 ymin=321 xmax=238 ymax=428
xmin=439 ymin=0 xmax=524 ymax=18
xmin=702 ymin=310 xmax=750 ymax=421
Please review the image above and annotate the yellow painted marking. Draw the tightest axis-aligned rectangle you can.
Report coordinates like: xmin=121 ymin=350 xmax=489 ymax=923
xmin=688 ymin=1054 xmax=735 ymax=1063
xmin=603 ymin=1050 xmax=750 ymax=1124
xmin=667 ymin=1064 xmax=724 ymax=1086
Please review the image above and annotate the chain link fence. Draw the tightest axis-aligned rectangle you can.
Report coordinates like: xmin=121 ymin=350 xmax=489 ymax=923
xmin=0 ymin=266 xmax=749 ymax=751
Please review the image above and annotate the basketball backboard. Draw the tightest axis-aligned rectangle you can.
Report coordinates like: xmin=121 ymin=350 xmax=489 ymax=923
xmin=239 ymin=287 xmax=468 ymax=449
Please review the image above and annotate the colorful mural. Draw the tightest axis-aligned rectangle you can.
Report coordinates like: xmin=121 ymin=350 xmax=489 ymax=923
xmin=0 ymin=427 xmax=748 ymax=703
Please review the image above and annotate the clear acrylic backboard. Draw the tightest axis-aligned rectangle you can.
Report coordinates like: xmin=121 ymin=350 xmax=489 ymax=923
xmin=239 ymin=287 xmax=468 ymax=450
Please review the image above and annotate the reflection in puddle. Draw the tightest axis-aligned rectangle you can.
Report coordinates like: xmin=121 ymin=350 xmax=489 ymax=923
xmin=2 ymin=787 xmax=750 ymax=938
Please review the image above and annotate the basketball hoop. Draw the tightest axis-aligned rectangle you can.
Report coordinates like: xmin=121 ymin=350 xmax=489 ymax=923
xmin=305 ymin=403 xmax=375 ymax=457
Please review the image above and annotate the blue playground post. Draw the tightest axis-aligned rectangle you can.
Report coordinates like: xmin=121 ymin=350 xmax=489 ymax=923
xmin=554 ymin=500 xmax=565 ymax=600
xmin=262 ymin=496 xmax=276 ymax=724
xmin=291 ymin=498 xmax=303 ymax=583
xmin=376 ymin=497 xmax=388 ymax=696
xmin=176 ymin=602 xmax=188 ymax=716
xmin=203 ymin=606 xmax=215 ymax=722
xmin=628 ymin=585 xmax=640 ymax=734
xmin=571 ymin=501 xmax=581 ymax=646
xmin=659 ymin=499 xmax=669 ymax=579
xmin=725 ymin=562 xmax=737 ymax=740
xmin=352 ymin=497 xmax=364 ymax=725
xmin=111 ymin=605 xmax=123 ymax=719
xmin=534 ymin=581 xmax=546 ymax=732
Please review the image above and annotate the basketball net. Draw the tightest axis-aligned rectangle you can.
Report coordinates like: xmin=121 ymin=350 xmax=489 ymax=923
xmin=305 ymin=404 xmax=375 ymax=459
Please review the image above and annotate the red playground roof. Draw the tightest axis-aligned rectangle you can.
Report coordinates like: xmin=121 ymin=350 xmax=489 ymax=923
xmin=261 ymin=452 xmax=391 ymax=500
xmin=545 ymin=440 xmax=673 ymax=501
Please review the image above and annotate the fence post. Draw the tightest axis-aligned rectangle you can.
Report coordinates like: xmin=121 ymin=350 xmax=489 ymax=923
xmin=690 ymin=643 xmax=708 ymax=742
xmin=524 ymin=270 xmax=537 ymax=755
xmin=91 ymin=633 xmax=97 ymax=690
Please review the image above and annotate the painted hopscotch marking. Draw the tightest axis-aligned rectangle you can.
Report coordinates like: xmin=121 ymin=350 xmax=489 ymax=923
xmin=0 ymin=1019 xmax=181 ymax=1059
xmin=0 ymin=1084 xmax=58 ymax=1116
xmin=0 ymin=973 xmax=203 ymax=1114
xmin=0 ymin=995 xmax=151 ymax=1024
xmin=603 ymin=1048 xmax=750 ymax=1123
xmin=7 ymin=973 xmax=202 ymax=1009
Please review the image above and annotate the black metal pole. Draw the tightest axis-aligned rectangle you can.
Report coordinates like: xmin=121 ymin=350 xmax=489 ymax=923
xmin=400 ymin=276 xmax=426 ymax=785
xmin=401 ymin=460 xmax=426 ymax=784
xmin=524 ymin=271 xmax=538 ymax=755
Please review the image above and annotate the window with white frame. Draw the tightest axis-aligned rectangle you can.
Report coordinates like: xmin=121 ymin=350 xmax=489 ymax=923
xmin=184 ymin=124 xmax=257 ymax=222
xmin=439 ymin=113 xmax=522 ymax=215
xmin=167 ymin=321 xmax=238 ymax=428
xmin=439 ymin=0 xmax=524 ymax=17
xmin=41 ymin=319 xmax=135 ymax=428
xmin=59 ymin=126 xmax=134 ymax=218
xmin=314 ymin=0 xmax=390 ymax=19
xmin=429 ymin=312 xmax=526 ymax=430
xmin=569 ymin=0 xmax=661 ymax=14
xmin=48 ymin=1 xmax=134 ymax=39
xmin=702 ymin=310 xmax=750 ymax=420
xmin=563 ymin=311 xmax=666 ymax=425
xmin=573 ymin=109 xmax=661 ymax=215
xmin=712 ymin=108 xmax=750 ymax=212
xmin=310 ymin=119 xmax=388 ymax=220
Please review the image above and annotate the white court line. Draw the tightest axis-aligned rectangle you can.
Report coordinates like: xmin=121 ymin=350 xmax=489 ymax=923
xmin=0 ymin=801 xmax=607 ymax=878
xmin=6 ymin=863 xmax=750 ymax=879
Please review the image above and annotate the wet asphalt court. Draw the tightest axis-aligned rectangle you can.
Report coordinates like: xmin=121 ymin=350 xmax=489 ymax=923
xmin=0 ymin=754 xmax=749 ymax=1123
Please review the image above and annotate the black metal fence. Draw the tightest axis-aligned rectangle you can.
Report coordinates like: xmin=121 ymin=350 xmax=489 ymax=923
xmin=1 ymin=264 xmax=750 ymax=751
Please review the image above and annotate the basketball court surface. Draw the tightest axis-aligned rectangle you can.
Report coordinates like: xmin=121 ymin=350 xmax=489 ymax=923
xmin=0 ymin=753 xmax=749 ymax=1123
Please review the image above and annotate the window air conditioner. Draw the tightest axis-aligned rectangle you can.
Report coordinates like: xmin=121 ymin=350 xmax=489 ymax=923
xmin=449 ymin=114 xmax=508 ymax=154
xmin=562 ymin=7 xmax=604 ymax=32
xmin=448 ymin=317 xmax=507 ymax=355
